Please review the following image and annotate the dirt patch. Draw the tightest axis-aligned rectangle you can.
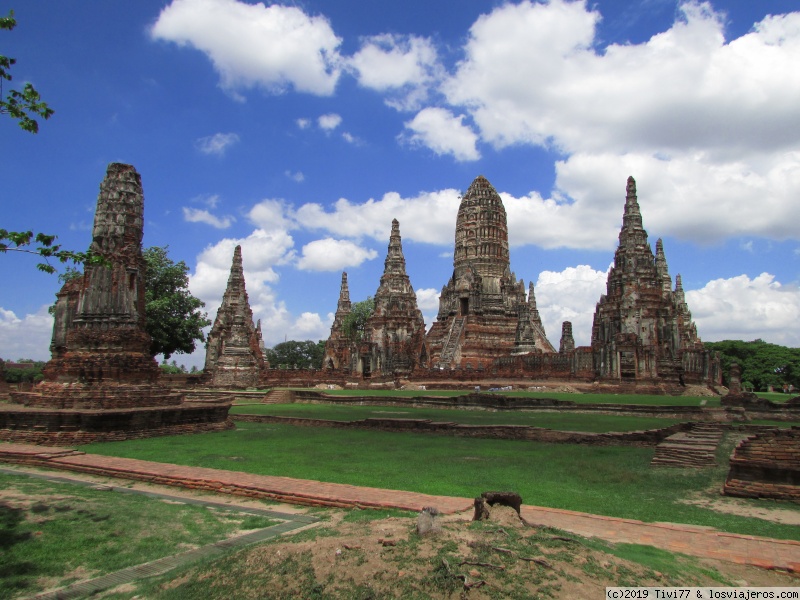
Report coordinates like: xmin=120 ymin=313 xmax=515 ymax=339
xmin=146 ymin=509 xmax=798 ymax=599
xmin=679 ymin=493 xmax=800 ymax=526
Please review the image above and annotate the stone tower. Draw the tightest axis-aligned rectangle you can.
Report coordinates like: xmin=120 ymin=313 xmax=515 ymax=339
xmin=322 ymin=272 xmax=354 ymax=371
xmin=17 ymin=163 xmax=178 ymax=408
xmin=559 ymin=321 xmax=575 ymax=353
xmin=203 ymin=245 xmax=267 ymax=388
xmin=426 ymin=175 xmax=554 ymax=368
xmin=591 ymin=176 xmax=707 ymax=383
xmin=359 ymin=219 xmax=427 ymax=378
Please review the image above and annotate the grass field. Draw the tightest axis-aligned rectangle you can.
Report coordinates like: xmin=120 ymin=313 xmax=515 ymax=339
xmin=229 ymin=403 xmax=684 ymax=432
xmin=81 ymin=423 xmax=799 ymax=542
xmin=0 ymin=472 xmax=277 ymax=598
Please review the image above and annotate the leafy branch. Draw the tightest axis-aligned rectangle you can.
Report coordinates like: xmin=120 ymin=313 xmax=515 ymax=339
xmin=0 ymin=229 xmax=105 ymax=274
xmin=1 ymin=10 xmax=54 ymax=133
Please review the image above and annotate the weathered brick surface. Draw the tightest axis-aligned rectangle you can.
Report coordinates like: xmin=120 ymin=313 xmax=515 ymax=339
xmin=203 ymin=246 xmax=267 ymax=388
xmin=232 ymin=412 xmax=691 ymax=446
xmin=723 ymin=427 xmax=800 ymax=501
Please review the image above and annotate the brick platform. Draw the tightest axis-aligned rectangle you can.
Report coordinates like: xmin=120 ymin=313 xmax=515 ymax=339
xmin=1 ymin=442 xmax=798 ymax=573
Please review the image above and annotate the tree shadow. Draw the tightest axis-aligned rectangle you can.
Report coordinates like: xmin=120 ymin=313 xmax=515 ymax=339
xmin=0 ymin=501 xmax=38 ymax=595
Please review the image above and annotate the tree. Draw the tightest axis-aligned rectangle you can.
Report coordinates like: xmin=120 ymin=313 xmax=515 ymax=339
xmin=264 ymin=340 xmax=325 ymax=369
xmin=341 ymin=297 xmax=375 ymax=343
xmin=1 ymin=10 xmax=54 ymax=133
xmin=705 ymin=339 xmax=800 ymax=391
xmin=143 ymin=246 xmax=210 ymax=359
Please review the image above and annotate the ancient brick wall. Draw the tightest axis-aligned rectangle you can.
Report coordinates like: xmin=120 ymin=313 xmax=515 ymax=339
xmin=723 ymin=427 xmax=800 ymax=501
xmin=232 ymin=413 xmax=691 ymax=446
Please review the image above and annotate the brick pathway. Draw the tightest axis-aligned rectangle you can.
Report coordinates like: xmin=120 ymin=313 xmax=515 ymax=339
xmin=1 ymin=443 xmax=798 ymax=573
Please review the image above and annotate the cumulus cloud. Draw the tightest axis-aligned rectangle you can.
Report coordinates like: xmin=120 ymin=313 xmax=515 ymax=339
xmin=348 ymin=33 xmax=441 ymax=110
xmin=534 ymin=265 xmax=610 ymax=347
xmin=296 ymin=118 xmax=311 ymax=129
xmin=293 ymin=188 xmax=460 ymax=244
xmin=247 ymin=198 xmax=296 ymax=233
xmin=151 ymin=0 xmax=342 ymax=96
xmin=0 ymin=306 xmax=54 ymax=362
xmin=195 ymin=132 xmax=239 ymax=155
xmin=687 ymin=273 xmax=800 ymax=346
xmin=296 ymin=238 xmax=378 ymax=271
xmin=400 ymin=108 xmax=480 ymax=162
xmin=318 ymin=113 xmax=342 ymax=131
xmin=182 ymin=207 xmax=235 ymax=229
xmin=285 ymin=170 xmax=305 ymax=183
xmin=397 ymin=0 xmax=800 ymax=248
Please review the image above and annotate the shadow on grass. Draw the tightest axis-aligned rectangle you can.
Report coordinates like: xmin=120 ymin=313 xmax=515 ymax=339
xmin=0 ymin=501 xmax=38 ymax=596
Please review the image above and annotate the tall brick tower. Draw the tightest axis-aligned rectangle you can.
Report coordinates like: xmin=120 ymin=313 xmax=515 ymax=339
xmin=426 ymin=175 xmax=554 ymax=368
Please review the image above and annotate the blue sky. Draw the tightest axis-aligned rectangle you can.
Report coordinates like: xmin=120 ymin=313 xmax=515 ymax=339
xmin=2 ymin=0 xmax=799 ymax=368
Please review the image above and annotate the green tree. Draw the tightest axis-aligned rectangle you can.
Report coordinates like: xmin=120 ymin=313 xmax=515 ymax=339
xmin=143 ymin=246 xmax=210 ymax=359
xmin=265 ymin=340 xmax=325 ymax=369
xmin=705 ymin=339 xmax=800 ymax=391
xmin=1 ymin=10 xmax=53 ymax=133
xmin=341 ymin=297 xmax=375 ymax=343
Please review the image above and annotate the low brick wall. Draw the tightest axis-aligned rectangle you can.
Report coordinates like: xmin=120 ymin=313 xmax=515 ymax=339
xmin=723 ymin=427 xmax=800 ymax=501
xmin=289 ymin=390 xmax=713 ymax=420
xmin=233 ymin=413 xmax=693 ymax=446
xmin=0 ymin=403 xmax=234 ymax=445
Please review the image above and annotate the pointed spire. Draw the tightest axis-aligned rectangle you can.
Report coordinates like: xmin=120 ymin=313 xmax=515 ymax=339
xmin=619 ymin=175 xmax=645 ymax=248
xmin=337 ymin=272 xmax=351 ymax=314
xmin=655 ymin=238 xmax=672 ymax=296
xmin=383 ymin=218 xmax=406 ymax=275
xmin=528 ymin=282 xmax=538 ymax=311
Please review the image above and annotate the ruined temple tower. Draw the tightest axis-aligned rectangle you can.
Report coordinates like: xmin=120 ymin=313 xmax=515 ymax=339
xmin=16 ymin=163 xmax=178 ymax=407
xmin=203 ymin=246 xmax=267 ymax=388
xmin=359 ymin=219 xmax=427 ymax=378
xmin=322 ymin=272 xmax=354 ymax=371
xmin=5 ymin=164 xmax=232 ymax=443
xmin=591 ymin=176 xmax=714 ymax=384
xmin=426 ymin=175 xmax=554 ymax=368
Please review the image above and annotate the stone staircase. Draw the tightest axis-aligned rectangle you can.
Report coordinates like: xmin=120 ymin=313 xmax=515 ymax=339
xmin=651 ymin=423 xmax=726 ymax=468
xmin=263 ymin=389 xmax=295 ymax=404
xmin=439 ymin=317 xmax=466 ymax=366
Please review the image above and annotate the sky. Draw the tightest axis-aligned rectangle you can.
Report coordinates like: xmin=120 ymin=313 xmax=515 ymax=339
xmin=2 ymin=0 xmax=800 ymax=369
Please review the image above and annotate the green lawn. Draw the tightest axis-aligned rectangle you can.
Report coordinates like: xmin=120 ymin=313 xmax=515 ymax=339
xmin=230 ymin=403 xmax=682 ymax=432
xmin=80 ymin=423 xmax=799 ymax=542
xmin=0 ymin=472 xmax=277 ymax=598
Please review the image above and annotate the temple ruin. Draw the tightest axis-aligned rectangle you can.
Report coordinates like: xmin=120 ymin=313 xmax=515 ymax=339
xmin=203 ymin=245 xmax=267 ymax=388
xmin=0 ymin=163 xmax=232 ymax=443
xmin=591 ymin=176 xmax=716 ymax=385
xmin=317 ymin=174 xmax=719 ymax=389
xmin=360 ymin=219 xmax=427 ymax=378
xmin=425 ymin=175 xmax=555 ymax=369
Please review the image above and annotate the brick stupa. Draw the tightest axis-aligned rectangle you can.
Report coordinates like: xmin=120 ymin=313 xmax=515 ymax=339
xmin=322 ymin=273 xmax=354 ymax=371
xmin=591 ymin=176 xmax=714 ymax=383
xmin=203 ymin=245 xmax=267 ymax=388
xmin=426 ymin=175 xmax=554 ymax=368
xmin=361 ymin=219 xmax=427 ymax=377
xmin=2 ymin=163 xmax=233 ymax=443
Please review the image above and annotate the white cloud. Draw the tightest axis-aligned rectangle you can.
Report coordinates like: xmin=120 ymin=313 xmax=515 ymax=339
xmin=687 ymin=273 xmax=800 ymax=346
xmin=151 ymin=0 xmax=342 ymax=96
xmin=348 ymin=33 xmax=441 ymax=110
xmin=293 ymin=188 xmax=460 ymax=245
xmin=296 ymin=238 xmax=378 ymax=271
xmin=296 ymin=118 xmax=311 ymax=129
xmin=534 ymin=265 xmax=610 ymax=347
xmin=182 ymin=207 xmax=235 ymax=229
xmin=400 ymin=107 xmax=480 ymax=162
xmin=247 ymin=198 xmax=296 ymax=233
xmin=195 ymin=132 xmax=240 ymax=155
xmin=341 ymin=132 xmax=362 ymax=145
xmin=318 ymin=113 xmax=342 ymax=131
xmin=285 ymin=170 xmax=305 ymax=182
xmin=415 ymin=287 xmax=441 ymax=331
xmin=416 ymin=0 xmax=800 ymax=247
xmin=0 ymin=306 xmax=54 ymax=362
